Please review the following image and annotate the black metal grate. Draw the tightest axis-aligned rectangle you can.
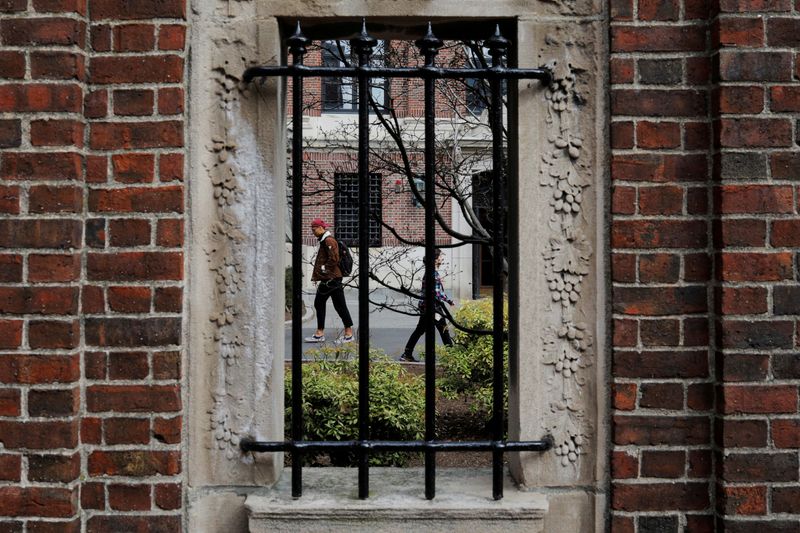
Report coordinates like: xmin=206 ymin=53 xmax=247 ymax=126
xmin=241 ymin=20 xmax=553 ymax=501
xmin=334 ymin=172 xmax=382 ymax=247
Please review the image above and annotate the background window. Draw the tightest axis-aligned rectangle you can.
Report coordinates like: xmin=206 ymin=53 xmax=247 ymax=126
xmin=321 ymin=40 xmax=388 ymax=112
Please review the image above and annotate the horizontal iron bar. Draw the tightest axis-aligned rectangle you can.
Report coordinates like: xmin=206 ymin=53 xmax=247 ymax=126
xmin=241 ymin=437 xmax=553 ymax=453
xmin=243 ymin=65 xmax=552 ymax=83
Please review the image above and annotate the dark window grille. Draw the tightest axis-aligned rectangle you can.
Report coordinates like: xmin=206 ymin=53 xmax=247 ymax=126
xmin=334 ymin=172 xmax=382 ymax=247
xmin=242 ymin=20 xmax=553 ymax=501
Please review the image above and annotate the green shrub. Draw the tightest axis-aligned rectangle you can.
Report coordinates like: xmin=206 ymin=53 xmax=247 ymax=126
xmin=437 ymin=298 xmax=508 ymax=422
xmin=285 ymin=346 xmax=425 ymax=466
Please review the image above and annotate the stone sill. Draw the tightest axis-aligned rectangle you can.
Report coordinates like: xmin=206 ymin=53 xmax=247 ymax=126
xmin=246 ymin=467 xmax=548 ymax=533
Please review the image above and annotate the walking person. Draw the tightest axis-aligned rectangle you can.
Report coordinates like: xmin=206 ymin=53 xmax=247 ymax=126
xmin=305 ymin=218 xmax=355 ymax=344
xmin=400 ymin=248 xmax=454 ymax=362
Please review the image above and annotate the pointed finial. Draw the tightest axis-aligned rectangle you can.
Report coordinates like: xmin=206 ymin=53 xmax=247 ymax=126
xmin=416 ymin=22 xmax=443 ymax=65
xmin=351 ymin=18 xmax=377 ymax=63
xmin=485 ymin=24 xmax=510 ymax=66
xmin=287 ymin=20 xmax=310 ymax=58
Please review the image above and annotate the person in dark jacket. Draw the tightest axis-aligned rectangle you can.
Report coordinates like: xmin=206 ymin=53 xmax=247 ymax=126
xmin=400 ymin=248 xmax=454 ymax=362
xmin=305 ymin=218 xmax=354 ymax=344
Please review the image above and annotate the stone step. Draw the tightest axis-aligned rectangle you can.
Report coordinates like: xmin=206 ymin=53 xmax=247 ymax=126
xmin=246 ymin=467 xmax=548 ymax=533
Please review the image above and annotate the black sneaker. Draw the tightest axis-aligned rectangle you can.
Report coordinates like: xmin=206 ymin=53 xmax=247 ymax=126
xmin=399 ymin=353 xmax=417 ymax=362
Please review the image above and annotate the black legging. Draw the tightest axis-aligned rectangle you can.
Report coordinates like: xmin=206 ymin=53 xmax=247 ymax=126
xmin=314 ymin=278 xmax=353 ymax=330
xmin=403 ymin=310 xmax=453 ymax=357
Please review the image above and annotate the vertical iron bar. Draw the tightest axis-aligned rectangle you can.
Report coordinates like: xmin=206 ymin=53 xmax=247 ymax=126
xmin=352 ymin=21 xmax=376 ymax=500
xmin=416 ymin=23 xmax=442 ymax=501
xmin=487 ymin=25 xmax=509 ymax=501
xmin=288 ymin=22 xmax=309 ymax=499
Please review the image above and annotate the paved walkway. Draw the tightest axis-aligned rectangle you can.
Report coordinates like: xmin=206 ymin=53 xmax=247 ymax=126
xmin=284 ymin=289 xmax=456 ymax=360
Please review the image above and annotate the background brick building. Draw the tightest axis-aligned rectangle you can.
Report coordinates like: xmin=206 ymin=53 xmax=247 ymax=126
xmin=0 ymin=0 xmax=798 ymax=531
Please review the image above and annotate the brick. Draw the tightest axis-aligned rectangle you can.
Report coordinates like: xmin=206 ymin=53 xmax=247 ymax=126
xmin=88 ymin=385 xmax=179 ymax=413
xmin=32 ymin=0 xmax=86 ymax=14
xmin=719 ymin=0 xmax=791 ymax=10
xmin=80 ymin=482 xmax=104 ymax=510
xmin=612 ymin=482 xmax=709 ymax=511
xmin=113 ymin=89 xmax=154 ymax=117
xmin=681 ymin=318 xmax=708 ymax=346
xmin=716 ymin=418 xmax=768 ymax=447
xmin=0 ymin=421 xmax=78 ymax=449
xmin=637 ymin=122 xmax=680 ymax=149
xmin=0 ymin=487 xmax=76 ymax=517
xmin=719 ymin=485 xmax=767 ymax=515
xmin=1 ymin=152 xmax=82 ymax=181
xmin=687 ymin=383 xmax=713 ymax=411
xmin=715 ymin=152 xmax=767 ymax=180
xmin=612 ymin=89 xmax=706 ymax=117
xmin=89 ymin=0 xmax=184 ymax=19
xmin=83 ymin=90 xmax=107 ymax=119
xmin=0 ymin=454 xmax=21 ymax=481
xmin=641 ymin=450 xmax=684 ymax=478
xmin=721 ymin=385 xmax=797 ymax=414
xmin=0 ymin=186 xmax=20 ymax=214
xmin=610 ymin=58 xmax=634 ymax=83
xmin=685 ymin=123 xmax=710 ymax=151
xmin=88 ymin=252 xmax=182 ymax=280
xmin=0 ymin=287 xmax=78 ymax=314
xmin=638 ymin=186 xmax=682 ymax=215
xmin=721 ymin=452 xmax=798 ymax=482
xmin=717 ymin=252 xmax=793 ymax=281
xmin=29 ymin=320 xmax=80 ymax=349
xmin=30 ymin=120 xmax=83 ymax=147
xmin=90 ymin=122 xmax=183 ymax=150
xmin=80 ymin=417 xmax=101 ymax=445
xmin=717 ymin=17 xmax=764 ymax=47
xmin=0 ymin=52 xmax=24 ymax=79
xmin=688 ymin=450 xmax=711 ymax=478
xmin=772 ymin=419 xmax=800 ymax=448
xmin=611 ymin=450 xmax=638 ymax=478
xmin=714 ymin=219 xmax=766 ymax=247
xmin=638 ymin=0 xmax=678 ymax=19
xmin=611 ymin=26 xmax=706 ymax=52
xmin=87 ymin=516 xmax=181 ymax=533
xmin=28 ymin=185 xmax=82 ymax=214
xmin=82 ymin=285 xmax=104 ymax=313
xmin=27 ymin=519 xmax=80 ymax=533
xmin=774 ymin=285 xmax=800 ymax=314
xmin=89 ymin=56 xmax=183 ymax=84
xmin=154 ymin=287 xmax=181 ymax=312
xmin=767 ymin=17 xmax=800 ymax=47
xmin=104 ymin=417 xmax=149 ymax=445
xmin=152 ymin=416 xmax=180 ymax=444
xmin=154 ymin=483 xmax=180 ymax=510
xmin=611 ymin=121 xmax=633 ymax=149
xmin=611 ymin=516 xmax=634 ymax=533
xmin=112 ymin=153 xmax=154 ymax=183
xmin=30 ymin=52 xmax=84 ymax=81
xmin=772 ymin=220 xmax=800 ymax=247
xmin=28 ymin=254 xmax=80 ymax=282
xmin=158 ymin=153 xmax=183 ymax=182
xmin=639 ymin=382 xmax=683 ymax=409
xmin=715 ymin=86 xmax=764 ymax=114
xmin=718 ymin=519 xmax=798 ymax=533
xmin=0 ymin=120 xmax=20 ymax=148
xmin=158 ymin=25 xmax=185 ymax=50
xmin=639 ymin=319 xmax=680 ymax=346
xmin=89 ymin=186 xmax=182 ymax=213
xmin=611 ymin=253 xmax=635 ymax=282
xmin=772 ymin=487 xmax=800 ymax=513
xmin=0 ymin=18 xmax=84 ymax=46
xmin=684 ymin=515 xmax=714 ymax=533
xmin=0 ymin=354 xmax=79 ymax=384
xmin=613 ymin=154 xmax=707 ymax=182
xmin=614 ymin=415 xmax=709 ymax=445
xmin=639 ymin=516 xmax=679 ymax=533
xmin=88 ymin=450 xmax=180 ymax=476
xmin=108 ymin=484 xmax=150 ymax=511
xmin=718 ymin=287 xmax=767 ymax=316
xmin=152 ymin=351 xmax=180 ymax=380
xmin=28 ymin=388 xmax=79 ymax=417
xmin=773 ymin=353 xmax=800 ymax=379
xmin=28 ymin=453 xmax=80 ymax=483
xmin=0 ymin=84 xmax=81 ymax=113
xmin=83 ymin=352 xmax=106 ymax=380
xmin=0 ymin=322 xmax=22 ymax=348
xmin=719 ymin=51 xmax=793 ymax=82
xmin=113 ymin=24 xmax=155 ymax=51
xmin=109 ymin=219 xmax=150 ymax=247
xmin=86 ymin=219 xmax=105 ymax=248
xmin=0 ymin=390 xmax=20 ymax=417
xmin=0 ymin=256 xmax=21 ymax=283
xmin=611 ymin=186 xmax=635 ymax=215
xmin=158 ymin=87 xmax=183 ymax=115
xmin=639 ymin=59 xmax=681 ymax=86
xmin=770 ymin=86 xmax=800 ymax=113
xmin=156 ymin=219 xmax=183 ymax=247
xmin=720 ymin=118 xmax=793 ymax=148
xmin=613 ymin=286 xmax=707 ymax=315
xmin=613 ymin=382 xmax=637 ymax=410
xmin=613 ymin=220 xmax=707 ymax=249
xmin=85 ymin=317 xmax=181 ymax=347
xmin=718 ymin=319 xmax=794 ymax=349
xmin=108 ymin=351 xmax=149 ymax=379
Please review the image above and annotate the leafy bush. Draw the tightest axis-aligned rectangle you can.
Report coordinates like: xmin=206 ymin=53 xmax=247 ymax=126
xmin=285 ymin=346 xmax=425 ymax=466
xmin=437 ymin=298 xmax=508 ymax=422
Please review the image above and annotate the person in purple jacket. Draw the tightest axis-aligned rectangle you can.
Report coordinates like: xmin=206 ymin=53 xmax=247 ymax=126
xmin=400 ymin=248 xmax=454 ymax=362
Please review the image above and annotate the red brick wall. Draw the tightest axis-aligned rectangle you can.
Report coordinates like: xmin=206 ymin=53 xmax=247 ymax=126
xmin=0 ymin=0 xmax=185 ymax=530
xmin=611 ymin=0 xmax=800 ymax=530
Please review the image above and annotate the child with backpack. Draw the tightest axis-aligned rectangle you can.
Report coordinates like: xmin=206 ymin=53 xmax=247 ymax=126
xmin=305 ymin=218 xmax=355 ymax=344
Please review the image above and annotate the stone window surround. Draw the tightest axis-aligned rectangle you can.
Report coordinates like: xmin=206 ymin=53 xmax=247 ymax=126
xmin=187 ymin=3 xmax=607 ymax=531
